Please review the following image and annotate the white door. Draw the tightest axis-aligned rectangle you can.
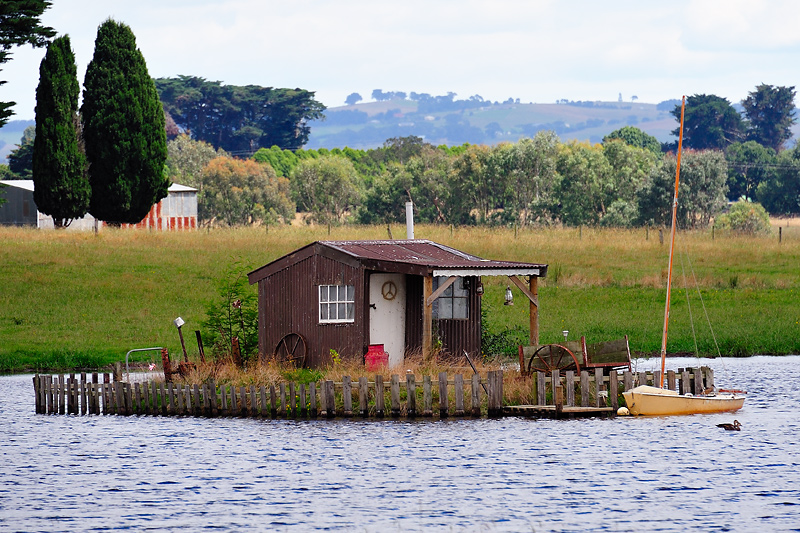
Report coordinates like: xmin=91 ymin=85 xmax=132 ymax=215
xmin=369 ymin=273 xmax=406 ymax=368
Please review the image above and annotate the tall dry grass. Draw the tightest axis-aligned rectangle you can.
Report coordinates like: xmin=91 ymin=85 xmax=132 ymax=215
xmin=1 ymin=222 xmax=798 ymax=371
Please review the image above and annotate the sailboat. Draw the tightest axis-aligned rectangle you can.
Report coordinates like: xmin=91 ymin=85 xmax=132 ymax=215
xmin=622 ymin=96 xmax=746 ymax=416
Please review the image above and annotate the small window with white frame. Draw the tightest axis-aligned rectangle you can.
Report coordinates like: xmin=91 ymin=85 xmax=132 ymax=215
xmin=319 ymin=284 xmax=355 ymax=323
xmin=432 ymin=277 xmax=469 ymax=319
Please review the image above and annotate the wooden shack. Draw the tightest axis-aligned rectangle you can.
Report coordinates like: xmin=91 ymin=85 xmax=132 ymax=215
xmin=248 ymin=240 xmax=548 ymax=368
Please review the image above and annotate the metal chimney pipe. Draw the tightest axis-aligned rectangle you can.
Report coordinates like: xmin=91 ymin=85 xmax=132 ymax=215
xmin=405 ymin=201 xmax=414 ymax=239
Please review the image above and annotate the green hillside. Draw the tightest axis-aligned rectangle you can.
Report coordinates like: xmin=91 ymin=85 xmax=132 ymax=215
xmin=306 ymin=99 xmax=679 ymax=149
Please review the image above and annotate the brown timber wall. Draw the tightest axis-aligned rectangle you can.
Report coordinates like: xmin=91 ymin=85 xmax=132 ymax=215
xmin=258 ymin=255 xmax=364 ymax=368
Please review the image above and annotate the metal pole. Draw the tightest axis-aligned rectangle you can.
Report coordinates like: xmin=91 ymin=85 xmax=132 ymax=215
xmin=125 ymin=347 xmax=164 ymax=381
xmin=405 ymin=201 xmax=414 ymax=240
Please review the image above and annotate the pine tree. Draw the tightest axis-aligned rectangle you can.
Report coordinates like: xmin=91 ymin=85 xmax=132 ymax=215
xmin=81 ymin=19 xmax=168 ymax=224
xmin=32 ymin=35 xmax=89 ymax=228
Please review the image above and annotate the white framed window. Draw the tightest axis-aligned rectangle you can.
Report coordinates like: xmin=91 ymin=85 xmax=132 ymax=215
xmin=319 ymin=284 xmax=355 ymax=323
xmin=432 ymin=277 xmax=469 ymax=320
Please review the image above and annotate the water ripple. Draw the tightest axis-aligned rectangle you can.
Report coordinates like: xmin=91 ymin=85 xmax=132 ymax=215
xmin=2 ymin=357 xmax=800 ymax=531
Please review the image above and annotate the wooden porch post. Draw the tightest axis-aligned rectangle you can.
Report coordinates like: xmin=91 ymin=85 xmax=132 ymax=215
xmin=530 ymin=276 xmax=539 ymax=345
xmin=423 ymin=275 xmax=433 ymax=359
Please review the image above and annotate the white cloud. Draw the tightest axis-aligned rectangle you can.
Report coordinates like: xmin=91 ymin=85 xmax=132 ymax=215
xmin=2 ymin=0 xmax=799 ymax=120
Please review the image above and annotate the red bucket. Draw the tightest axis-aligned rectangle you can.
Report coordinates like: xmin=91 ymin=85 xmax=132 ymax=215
xmin=365 ymin=344 xmax=388 ymax=371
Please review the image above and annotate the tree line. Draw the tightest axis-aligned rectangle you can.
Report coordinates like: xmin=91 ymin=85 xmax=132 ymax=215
xmin=163 ymin=126 xmax=796 ymax=232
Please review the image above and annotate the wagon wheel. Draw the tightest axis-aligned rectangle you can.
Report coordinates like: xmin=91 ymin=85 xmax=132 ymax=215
xmin=527 ymin=344 xmax=580 ymax=374
xmin=274 ymin=333 xmax=307 ymax=367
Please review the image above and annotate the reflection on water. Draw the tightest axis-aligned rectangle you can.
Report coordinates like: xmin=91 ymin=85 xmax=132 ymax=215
xmin=2 ymin=356 xmax=799 ymax=532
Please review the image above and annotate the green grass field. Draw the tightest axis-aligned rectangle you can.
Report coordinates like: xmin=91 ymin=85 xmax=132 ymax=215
xmin=1 ymin=222 xmax=798 ymax=372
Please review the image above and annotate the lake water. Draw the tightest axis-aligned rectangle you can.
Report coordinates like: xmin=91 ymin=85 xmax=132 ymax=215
xmin=2 ymin=356 xmax=799 ymax=532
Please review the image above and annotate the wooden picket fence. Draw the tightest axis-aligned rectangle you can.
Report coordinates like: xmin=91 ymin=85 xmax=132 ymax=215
xmin=32 ymin=371 xmax=505 ymax=419
xmin=32 ymin=366 xmax=714 ymax=420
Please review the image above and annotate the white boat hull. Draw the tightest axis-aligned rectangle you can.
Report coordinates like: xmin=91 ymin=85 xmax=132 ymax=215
xmin=622 ymin=385 xmax=745 ymax=416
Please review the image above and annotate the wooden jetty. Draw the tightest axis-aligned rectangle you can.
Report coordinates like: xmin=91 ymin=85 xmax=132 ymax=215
xmin=32 ymin=366 xmax=715 ymax=420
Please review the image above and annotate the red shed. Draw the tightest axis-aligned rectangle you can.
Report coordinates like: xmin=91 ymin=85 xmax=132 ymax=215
xmin=247 ymin=240 xmax=548 ymax=368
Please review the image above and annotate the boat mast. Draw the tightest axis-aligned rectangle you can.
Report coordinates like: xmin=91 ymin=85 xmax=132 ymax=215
xmin=660 ymin=95 xmax=686 ymax=388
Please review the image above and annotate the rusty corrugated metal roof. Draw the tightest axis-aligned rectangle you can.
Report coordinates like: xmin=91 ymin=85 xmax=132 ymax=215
xmin=249 ymin=239 xmax=547 ymax=285
xmin=320 ymin=239 xmax=546 ymax=270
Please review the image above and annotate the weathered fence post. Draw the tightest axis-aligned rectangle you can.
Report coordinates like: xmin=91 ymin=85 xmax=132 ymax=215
xmin=609 ymin=371 xmax=619 ymax=410
xmin=537 ymin=372 xmax=546 ymax=406
xmin=159 ymin=382 xmax=167 ymax=415
xmin=406 ymin=373 xmax=416 ymax=418
xmin=471 ymin=373 xmax=481 ymax=417
xmin=438 ymin=372 xmax=449 ymax=418
xmin=176 ymin=384 xmax=184 ymax=413
xmin=681 ymin=369 xmax=691 ymax=394
xmin=33 ymin=375 xmax=40 ymax=413
xmin=240 ymin=386 xmax=248 ymax=417
xmin=596 ymin=368 xmax=605 ymax=407
xmin=324 ymin=380 xmax=335 ymax=418
xmin=375 ymin=375 xmax=385 ymax=418
xmin=309 ymin=382 xmax=317 ymax=418
xmin=102 ymin=375 xmax=110 ymax=415
xmin=124 ymin=382 xmax=133 ymax=415
xmin=208 ymin=379 xmax=218 ymax=417
xmin=552 ymin=370 xmax=562 ymax=415
xmin=580 ymin=370 xmax=590 ymax=407
xmin=299 ymin=383 xmax=307 ymax=418
xmin=487 ymin=370 xmax=503 ymax=417
xmin=259 ymin=385 xmax=267 ymax=417
xmin=565 ymin=370 xmax=575 ymax=407
xmin=694 ymin=368 xmax=704 ymax=395
xmin=80 ymin=373 xmax=87 ymax=415
xmin=342 ymin=376 xmax=353 ymax=417
xmin=194 ymin=384 xmax=201 ymax=416
xmin=704 ymin=367 xmax=715 ymax=391
xmin=288 ymin=382 xmax=296 ymax=418
xmin=422 ymin=375 xmax=433 ymax=417
xmin=454 ymin=374 xmax=464 ymax=416
xmin=390 ymin=375 xmax=400 ymax=417
xmin=358 ymin=377 xmax=368 ymax=417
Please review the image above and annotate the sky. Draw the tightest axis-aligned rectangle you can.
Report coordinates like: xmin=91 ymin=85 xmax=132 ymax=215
xmin=4 ymin=0 xmax=800 ymax=121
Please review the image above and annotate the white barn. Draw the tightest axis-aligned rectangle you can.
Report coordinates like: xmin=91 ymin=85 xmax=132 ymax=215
xmin=0 ymin=180 xmax=197 ymax=230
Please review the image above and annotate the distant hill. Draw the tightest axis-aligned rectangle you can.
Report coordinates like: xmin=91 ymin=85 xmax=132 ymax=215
xmin=0 ymin=120 xmax=34 ymax=163
xmin=307 ymin=97 xmax=800 ymax=150
xmin=306 ymin=99 xmax=681 ymax=150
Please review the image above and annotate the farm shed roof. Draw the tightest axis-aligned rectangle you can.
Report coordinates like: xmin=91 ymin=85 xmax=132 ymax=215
xmin=0 ymin=180 xmax=197 ymax=193
xmin=248 ymin=239 xmax=548 ymax=284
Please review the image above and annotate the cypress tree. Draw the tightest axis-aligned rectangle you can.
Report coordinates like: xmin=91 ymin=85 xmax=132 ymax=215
xmin=32 ymin=35 xmax=90 ymax=228
xmin=81 ymin=19 xmax=168 ymax=224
